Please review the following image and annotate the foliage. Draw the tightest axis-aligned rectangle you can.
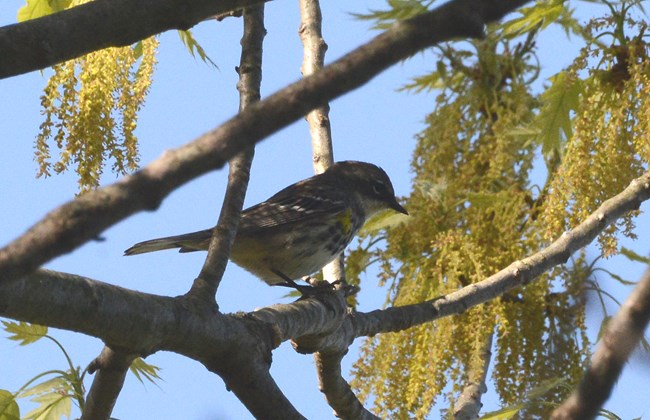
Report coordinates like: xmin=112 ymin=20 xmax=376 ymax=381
xmin=539 ymin=4 xmax=650 ymax=255
xmin=0 ymin=321 xmax=160 ymax=420
xmin=177 ymin=30 xmax=218 ymax=68
xmin=17 ymin=0 xmax=157 ymax=192
xmin=350 ymin=0 xmax=648 ymax=418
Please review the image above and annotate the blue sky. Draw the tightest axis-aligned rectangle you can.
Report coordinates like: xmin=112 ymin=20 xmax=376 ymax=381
xmin=1 ymin=1 xmax=649 ymax=418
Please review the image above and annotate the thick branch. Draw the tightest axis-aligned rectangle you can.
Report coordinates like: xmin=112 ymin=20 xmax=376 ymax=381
xmin=251 ymin=291 xmax=348 ymax=345
xmin=0 ymin=0 xmax=268 ymax=79
xmin=1 ymin=171 xmax=648 ymax=416
xmin=551 ymin=265 xmax=650 ymax=419
xmin=211 ymin=358 xmax=306 ymax=420
xmin=0 ymin=0 xmax=531 ymax=285
xmin=81 ymin=347 xmax=137 ymax=420
xmin=0 ymin=268 xmax=324 ymax=415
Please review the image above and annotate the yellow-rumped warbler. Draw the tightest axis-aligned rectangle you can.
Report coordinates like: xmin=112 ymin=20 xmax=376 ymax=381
xmin=124 ymin=161 xmax=407 ymax=288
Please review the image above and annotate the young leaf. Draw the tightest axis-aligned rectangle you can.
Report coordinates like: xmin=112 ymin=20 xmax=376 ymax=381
xmin=177 ymin=30 xmax=218 ymax=68
xmin=17 ymin=0 xmax=71 ymax=22
xmin=2 ymin=321 xmax=47 ymax=346
xmin=360 ymin=211 xmax=410 ymax=235
xmin=481 ymin=405 xmax=524 ymax=419
xmin=129 ymin=358 xmax=162 ymax=385
xmin=533 ymin=71 xmax=584 ymax=156
xmin=24 ymin=392 xmax=71 ymax=420
xmin=0 ymin=390 xmax=20 ymax=420
xmin=502 ymin=0 xmax=565 ymax=37
xmin=19 ymin=377 xmax=67 ymax=399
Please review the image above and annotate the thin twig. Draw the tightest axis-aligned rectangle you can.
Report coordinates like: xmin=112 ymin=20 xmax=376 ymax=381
xmin=187 ymin=1 xmax=264 ymax=303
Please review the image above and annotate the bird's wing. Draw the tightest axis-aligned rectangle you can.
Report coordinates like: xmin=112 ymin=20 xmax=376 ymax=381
xmin=238 ymin=181 xmax=348 ymax=230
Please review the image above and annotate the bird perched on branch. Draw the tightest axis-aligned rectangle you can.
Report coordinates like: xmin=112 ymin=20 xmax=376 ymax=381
xmin=125 ymin=160 xmax=408 ymax=289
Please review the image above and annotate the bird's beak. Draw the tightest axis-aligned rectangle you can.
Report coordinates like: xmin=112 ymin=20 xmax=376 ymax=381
xmin=389 ymin=197 xmax=409 ymax=215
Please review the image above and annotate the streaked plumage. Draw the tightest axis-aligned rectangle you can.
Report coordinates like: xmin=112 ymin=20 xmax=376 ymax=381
xmin=124 ymin=161 xmax=407 ymax=285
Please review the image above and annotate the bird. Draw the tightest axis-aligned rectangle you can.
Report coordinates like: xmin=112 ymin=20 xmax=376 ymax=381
xmin=124 ymin=160 xmax=408 ymax=289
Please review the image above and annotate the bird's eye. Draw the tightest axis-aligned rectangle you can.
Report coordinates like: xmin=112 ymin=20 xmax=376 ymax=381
xmin=372 ymin=181 xmax=388 ymax=196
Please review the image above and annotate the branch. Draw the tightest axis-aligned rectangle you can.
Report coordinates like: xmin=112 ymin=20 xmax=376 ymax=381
xmin=314 ymin=351 xmax=379 ymax=420
xmin=299 ymin=0 xmax=333 ymax=171
xmin=208 ymin=358 xmax=306 ymax=420
xmin=81 ymin=347 xmax=137 ymax=420
xmin=0 ymin=268 xmax=336 ymax=416
xmin=299 ymin=0 xmax=343 ymax=284
xmin=454 ymin=333 xmax=494 ymax=419
xmin=350 ymin=173 xmax=650 ymax=339
xmin=188 ymin=5 xmax=264 ymax=302
xmin=551 ymin=265 xmax=650 ymax=419
xmin=0 ymin=0 xmax=269 ymax=79
xmin=2 ymin=174 xmax=648 ymax=417
xmin=298 ymin=1 xmax=366 ymax=416
xmin=0 ymin=0 xmax=531 ymax=285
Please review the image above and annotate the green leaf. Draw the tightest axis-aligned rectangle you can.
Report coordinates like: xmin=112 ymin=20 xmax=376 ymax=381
xmin=481 ymin=405 xmax=524 ymax=419
xmin=360 ymin=210 xmax=410 ymax=235
xmin=619 ymin=247 xmax=650 ymax=264
xmin=177 ymin=30 xmax=218 ymax=68
xmin=2 ymin=321 xmax=48 ymax=346
xmin=129 ymin=358 xmax=162 ymax=385
xmin=0 ymin=390 xmax=20 ymax=420
xmin=502 ymin=0 xmax=565 ymax=37
xmin=24 ymin=392 xmax=71 ymax=420
xmin=352 ymin=0 xmax=434 ymax=30
xmin=17 ymin=0 xmax=71 ymax=22
xmin=532 ymin=71 xmax=584 ymax=156
xmin=19 ymin=377 xmax=67 ymax=398
xmin=132 ymin=41 xmax=144 ymax=59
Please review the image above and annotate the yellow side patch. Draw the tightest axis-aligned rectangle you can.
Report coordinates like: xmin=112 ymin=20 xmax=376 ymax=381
xmin=336 ymin=208 xmax=353 ymax=235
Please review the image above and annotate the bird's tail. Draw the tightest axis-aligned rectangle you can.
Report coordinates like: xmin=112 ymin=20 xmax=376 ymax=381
xmin=124 ymin=229 xmax=213 ymax=256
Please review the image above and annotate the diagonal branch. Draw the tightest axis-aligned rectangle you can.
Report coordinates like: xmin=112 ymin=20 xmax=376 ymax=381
xmin=188 ymin=4 xmax=264 ymax=302
xmin=0 ymin=0 xmax=269 ymax=79
xmin=350 ymin=173 xmax=650 ymax=339
xmin=0 ymin=0 xmax=531 ymax=285
xmin=550 ymin=265 xmax=650 ymax=420
xmin=290 ymin=173 xmax=650 ymax=353
xmin=78 ymin=6 xmax=267 ymax=417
